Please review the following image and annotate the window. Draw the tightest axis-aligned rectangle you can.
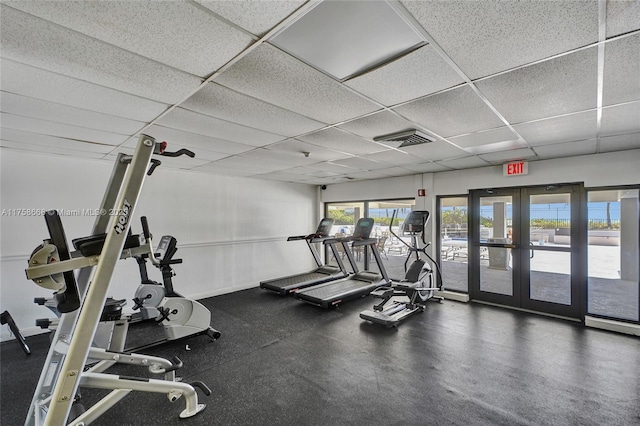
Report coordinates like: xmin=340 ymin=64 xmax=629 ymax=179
xmin=587 ymin=188 xmax=639 ymax=322
xmin=324 ymin=199 xmax=415 ymax=280
xmin=438 ymin=196 xmax=469 ymax=293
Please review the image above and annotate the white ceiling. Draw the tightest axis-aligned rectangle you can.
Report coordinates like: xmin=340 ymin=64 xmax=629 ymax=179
xmin=1 ymin=0 xmax=639 ymax=185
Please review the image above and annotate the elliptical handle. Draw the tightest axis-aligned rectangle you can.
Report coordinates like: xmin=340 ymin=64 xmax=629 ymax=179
xmin=140 ymin=216 xmax=151 ymax=240
xmin=389 ymin=209 xmax=412 ymax=250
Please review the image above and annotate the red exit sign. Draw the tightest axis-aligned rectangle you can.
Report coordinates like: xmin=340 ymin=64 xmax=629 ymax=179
xmin=503 ymin=161 xmax=528 ymax=176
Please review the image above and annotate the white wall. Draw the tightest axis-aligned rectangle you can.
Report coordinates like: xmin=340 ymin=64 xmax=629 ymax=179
xmin=0 ymin=149 xmax=317 ymax=340
xmin=433 ymin=150 xmax=640 ymax=194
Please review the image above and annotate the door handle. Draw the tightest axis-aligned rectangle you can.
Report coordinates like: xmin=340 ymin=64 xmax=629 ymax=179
xmin=530 ymin=242 xmax=534 ymax=259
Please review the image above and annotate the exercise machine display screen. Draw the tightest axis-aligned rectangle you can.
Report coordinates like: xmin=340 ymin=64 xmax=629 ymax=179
xmin=403 ymin=211 xmax=430 ymax=234
xmin=316 ymin=218 xmax=334 ymax=237
xmin=353 ymin=218 xmax=375 ymax=239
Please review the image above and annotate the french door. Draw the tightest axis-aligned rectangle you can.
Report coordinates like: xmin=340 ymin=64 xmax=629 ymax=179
xmin=469 ymin=184 xmax=586 ymax=319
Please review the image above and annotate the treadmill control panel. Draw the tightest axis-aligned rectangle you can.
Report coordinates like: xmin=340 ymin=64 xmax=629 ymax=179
xmin=315 ymin=218 xmax=334 ymax=237
xmin=353 ymin=218 xmax=375 ymax=239
xmin=402 ymin=211 xmax=430 ymax=235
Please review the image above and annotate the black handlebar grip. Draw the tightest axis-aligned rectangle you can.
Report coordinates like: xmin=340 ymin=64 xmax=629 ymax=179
xmin=160 ymin=148 xmax=195 ymax=158
xmin=147 ymin=159 xmax=161 ymax=175
xmin=162 ymin=356 xmax=184 ymax=373
xmin=190 ymin=381 xmax=212 ymax=396
xmin=140 ymin=216 xmax=151 ymax=240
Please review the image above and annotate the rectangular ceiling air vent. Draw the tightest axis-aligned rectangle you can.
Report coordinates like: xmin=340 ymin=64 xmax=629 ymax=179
xmin=374 ymin=129 xmax=434 ymax=148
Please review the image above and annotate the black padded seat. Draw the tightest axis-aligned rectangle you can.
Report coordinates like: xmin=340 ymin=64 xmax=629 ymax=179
xmin=72 ymin=233 xmax=141 ymax=257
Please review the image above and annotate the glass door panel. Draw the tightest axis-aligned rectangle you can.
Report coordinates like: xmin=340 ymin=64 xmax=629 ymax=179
xmin=470 ymin=188 xmax=519 ymax=306
xmin=479 ymin=193 xmax=514 ymax=297
xmin=521 ymin=186 xmax=583 ymax=318
xmin=530 ymin=250 xmax=572 ymax=305
xmin=528 ymin=193 xmax=572 ymax=306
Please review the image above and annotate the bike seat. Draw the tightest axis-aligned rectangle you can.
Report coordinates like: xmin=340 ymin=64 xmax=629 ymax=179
xmin=73 ymin=233 xmax=141 ymax=257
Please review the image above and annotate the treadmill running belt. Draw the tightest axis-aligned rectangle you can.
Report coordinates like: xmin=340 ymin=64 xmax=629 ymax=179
xmin=268 ymin=271 xmax=329 ymax=288
xmin=297 ymin=278 xmax=375 ymax=301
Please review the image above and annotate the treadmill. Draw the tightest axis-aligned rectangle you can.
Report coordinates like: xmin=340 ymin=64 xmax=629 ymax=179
xmin=260 ymin=218 xmax=349 ymax=295
xmin=295 ymin=218 xmax=392 ymax=308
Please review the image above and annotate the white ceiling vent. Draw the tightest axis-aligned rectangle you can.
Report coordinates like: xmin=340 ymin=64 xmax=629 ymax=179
xmin=374 ymin=129 xmax=434 ymax=148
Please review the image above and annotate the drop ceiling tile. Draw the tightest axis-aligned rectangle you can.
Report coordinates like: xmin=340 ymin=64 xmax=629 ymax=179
xmin=402 ymin=162 xmax=454 ymax=173
xmin=3 ymin=1 xmax=253 ymax=77
xmin=0 ymin=60 xmax=169 ymax=122
xmin=331 ymin=156 xmax=387 ymax=171
xmin=448 ymin=127 xmax=520 ymax=149
xmin=376 ymin=166 xmax=419 ymax=177
xmin=534 ymin=139 xmax=597 ymax=159
xmin=155 ymin=108 xmax=285 ymax=147
xmin=598 ymin=133 xmax=640 ymax=153
xmin=606 ymin=1 xmax=640 ymax=38
xmin=211 ymin=156 xmax=292 ymax=173
xmin=436 ymin=156 xmax=490 ymax=170
xmin=297 ymin=128 xmax=388 ymax=155
xmin=600 ymin=102 xmax=640 ymax=137
xmin=144 ymin=125 xmax=254 ymax=156
xmin=1 ymin=112 xmax=128 ymax=146
xmin=195 ymin=0 xmax=306 ymax=37
xmin=513 ymin=111 xmax=598 ymax=146
xmin=190 ymin=162 xmax=257 ymax=177
xmin=478 ymin=148 xmax=537 ymax=164
xmin=400 ymin=140 xmax=468 ymax=162
xmin=477 ymin=47 xmax=598 ymax=123
xmin=393 ymin=85 xmax=504 ymax=137
xmin=361 ymin=149 xmax=425 ymax=166
xmin=274 ymin=166 xmax=332 ymax=176
xmin=603 ymin=34 xmax=640 ymax=106
xmin=0 ymin=140 xmax=106 ymax=159
xmin=299 ymin=176 xmax=332 ymax=185
xmin=0 ymin=6 xmax=202 ymax=104
xmin=342 ymin=170 xmax=391 ymax=180
xmin=0 ymin=92 xmax=145 ymax=135
xmin=181 ymin=83 xmax=324 ymax=137
xmin=0 ymin=127 xmax=114 ymax=153
xmin=270 ymin=0 xmax=425 ymax=81
xmin=214 ymin=43 xmax=380 ymax=123
xmin=154 ymin=156 xmax=212 ymax=171
xmin=265 ymin=139 xmax=350 ymax=162
xmin=238 ymin=148 xmax=316 ymax=167
xmin=401 ymin=0 xmax=598 ymax=79
xmin=303 ymin=161 xmax=359 ymax=174
xmin=346 ymin=45 xmax=463 ymax=106
xmin=254 ymin=170 xmax=311 ymax=183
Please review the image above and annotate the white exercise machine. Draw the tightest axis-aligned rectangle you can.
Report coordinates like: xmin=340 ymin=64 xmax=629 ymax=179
xmin=24 ymin=135 xmax=212 ymax=425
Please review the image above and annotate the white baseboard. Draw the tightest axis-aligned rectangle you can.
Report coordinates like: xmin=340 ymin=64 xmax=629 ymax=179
xmin=585 ymin=316 xmax=640 ymax=336
xmin=439 ymin=290 xmax=470 ymax=303
xmin=190 ymin=282 xmax=258 ymax=301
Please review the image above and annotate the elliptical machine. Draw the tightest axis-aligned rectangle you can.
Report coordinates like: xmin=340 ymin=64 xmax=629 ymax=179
xmin=360 ymin=210 xmax=444 ymax=327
